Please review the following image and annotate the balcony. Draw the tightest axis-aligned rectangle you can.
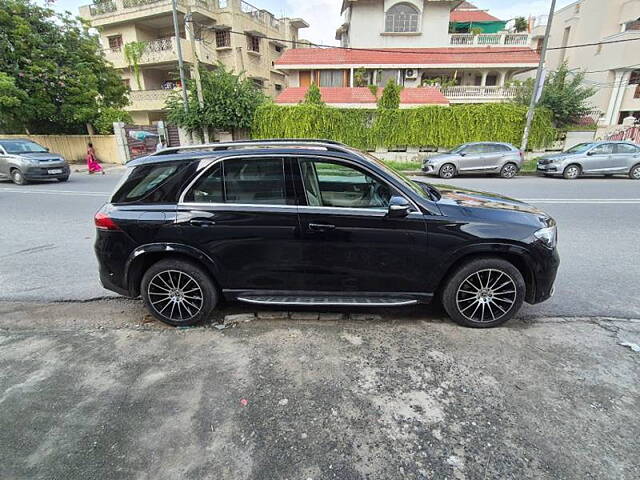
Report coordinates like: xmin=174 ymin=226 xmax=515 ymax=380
xmin=105 ymin=37 xmax=194 ymax=69
xmin=240 ymin=0 xmax=281 ymax=31
xmin=80 ymin=0 xmax=189 ymax=25
xmin=439 ymin=86 xmax=520 ymax=103
xmin=126 ymin=89 xmax=174 ymax=111
xmin=449 ymin=33 xmax=530 ymax=46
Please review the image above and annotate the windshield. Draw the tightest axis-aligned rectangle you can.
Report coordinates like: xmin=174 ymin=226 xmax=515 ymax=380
xmin=0 ymin=140 xmax=48 ymax=154
xmin=565 ymin=143 xmax=595 ymax=154
xmin=357 ymin=150 xmax=436 ymax=201
xmin=448 ymin=144 xmax=468 ymax=154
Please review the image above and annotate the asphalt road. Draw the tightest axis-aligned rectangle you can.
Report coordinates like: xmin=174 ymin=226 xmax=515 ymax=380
xmin=1 ymin=170 xmax=639 ymax=319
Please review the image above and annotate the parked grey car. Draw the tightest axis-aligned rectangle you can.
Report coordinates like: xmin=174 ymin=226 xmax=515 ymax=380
xmin=0 ymin=139 xmax=70 ymax=185
xmin=537 ymin=141 xmax=640 ymax=179
xmin=422 ymin=142 xmax=524 ymax=179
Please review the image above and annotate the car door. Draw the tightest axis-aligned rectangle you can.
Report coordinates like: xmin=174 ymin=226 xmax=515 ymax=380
xmin=176 ymin=156 xmax=306 ymax=292
xmin=613 ymin=143 xmax=640 ymax=172
xmin=294 ymin=156 xmax=430 ymax=295
xmin=482 ymin=144 xmax=510 ymax=171
xmin=457 ymin=144 xmax=488 ymax=172
xmin=583 ymin=143 xmax=615 ymax=173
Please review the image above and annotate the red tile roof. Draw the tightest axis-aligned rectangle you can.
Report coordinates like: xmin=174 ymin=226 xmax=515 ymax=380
xmin=275 ymin=87 xmax=449 ymax=106
xmin=451 ymin=2 xmax=502 ymax=23
xmin=276 ymin=47 xmax=539 ymax=66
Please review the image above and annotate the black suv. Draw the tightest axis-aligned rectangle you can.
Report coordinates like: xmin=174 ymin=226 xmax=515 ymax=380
xmin=95 ymin=140 xmax=559 ymax=328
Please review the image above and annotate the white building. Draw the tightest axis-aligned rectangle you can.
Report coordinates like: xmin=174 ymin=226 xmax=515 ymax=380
xmin=275 ymin=1 xmax=539 ymax=107
xmin=530 ymin=0 xmax=640 ymax=126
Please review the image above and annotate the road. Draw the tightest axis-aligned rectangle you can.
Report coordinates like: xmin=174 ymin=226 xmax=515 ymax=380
xmin=1 ymin=171 xmax=639 ymax=319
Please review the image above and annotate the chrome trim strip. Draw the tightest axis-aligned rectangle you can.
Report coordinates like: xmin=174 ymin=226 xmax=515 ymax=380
xmin=237 ymin=296 xmax=419 ymax=307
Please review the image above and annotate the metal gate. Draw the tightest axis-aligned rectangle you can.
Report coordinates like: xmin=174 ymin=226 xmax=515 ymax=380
xmin=124 ymin=124 xmax=181 ymax=159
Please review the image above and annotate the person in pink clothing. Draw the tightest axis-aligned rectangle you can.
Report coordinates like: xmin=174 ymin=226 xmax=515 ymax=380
xmin=86 ymin=143 xmax=105 ymax=175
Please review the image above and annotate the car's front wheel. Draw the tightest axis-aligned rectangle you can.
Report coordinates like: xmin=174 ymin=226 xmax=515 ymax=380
xmin=441 ymin=258 xmax=526 ymax=328
xmin=10 ymin=169 xmax=27 ymax=185
xmin=563 ymin=164 xmax=581 ymax=180
xmin=141 ymin=258 xmax=218 ymax=326
xmin=439 ymin=163 xmax=456 ymax=179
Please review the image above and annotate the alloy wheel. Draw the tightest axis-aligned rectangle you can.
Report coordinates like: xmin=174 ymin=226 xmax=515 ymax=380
xmin=501 ymin=163 xmax=517 ymax=178
xmin=631 ymin=166 xmax=640 ymax=180
xmin=440 ymin=164 xmax=456 ymax=179
xmin=147 ymin=269 xmax=204 ymax=322
xmin=455 ymin=269 xmax=517 ymax=323
xmin=564 ymin=165 xmax=580 ymax=179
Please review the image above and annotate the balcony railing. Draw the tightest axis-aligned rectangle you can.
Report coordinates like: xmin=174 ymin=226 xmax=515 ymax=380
xmin=449 ymin=33 xmax=530 ymax=46
xmin=89 ymin=0 xmax=117 ymax=15
xmin=439 ymin=86 xmax=520 ymax=100
xmin=127 ymin=89 xmax=174 ymax=110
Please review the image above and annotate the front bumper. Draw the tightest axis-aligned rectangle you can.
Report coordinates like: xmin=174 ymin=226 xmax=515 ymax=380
xmin=530 ymin=246 xmax=560 ymax=304
xmin=536 ymin=163 xmax=560 ymax=175
xmin=24 ymin=164 xmax=70 ymax=180
xmin=422 ymin=164 xmax=437 ymax=175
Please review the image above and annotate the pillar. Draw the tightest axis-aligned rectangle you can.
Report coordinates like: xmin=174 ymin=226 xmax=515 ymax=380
xmin=112 ymin=121 xmax=130 ymax=164
xmin=481 ymin=71 xmax=488 ymax=86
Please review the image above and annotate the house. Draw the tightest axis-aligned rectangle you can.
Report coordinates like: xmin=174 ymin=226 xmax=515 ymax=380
xmin=449 ymin=1 xmax=506 ymax=34
xmin=529 ymin=0 xmax=640 ymax=126
xmin=79 ymin=0 xmax=309 ymax=125
xmin=275 ymin=0 xmax=538 ymax=107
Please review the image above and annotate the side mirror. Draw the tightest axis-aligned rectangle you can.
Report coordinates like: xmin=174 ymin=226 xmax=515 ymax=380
xmin=44 ymin=147 xmax=50 ymax=152
xmin=586 ymin=151 xmax=595 ymax=156
xmin=459 ymin=152 xmax=466 ymax=157
xmin=387 ymin=196 xmax=411 ymax=218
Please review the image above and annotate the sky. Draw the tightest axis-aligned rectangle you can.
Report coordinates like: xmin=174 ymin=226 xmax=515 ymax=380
xmin=48 ymin=0 xmax=575 ymax=45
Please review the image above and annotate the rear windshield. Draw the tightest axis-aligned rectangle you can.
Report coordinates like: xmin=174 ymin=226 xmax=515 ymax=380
xmin=111 ymin=162 xmax=186 ymax=204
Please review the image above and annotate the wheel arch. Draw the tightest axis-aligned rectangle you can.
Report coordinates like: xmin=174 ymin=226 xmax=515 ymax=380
xmin=435 ymin=244 xmax=537 ymax=304
xmin=124 ymin=243 xmax=221 ymax=297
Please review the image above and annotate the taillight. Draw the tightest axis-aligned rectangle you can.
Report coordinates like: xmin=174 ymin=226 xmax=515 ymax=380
xmin=95 ymin=212 xmax=121 ymax=231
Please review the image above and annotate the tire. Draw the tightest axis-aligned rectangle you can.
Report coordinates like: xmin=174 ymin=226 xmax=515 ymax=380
xmin=629 ymin=164 xmax=640 ymax=180
xmin=441 ymin=257 xmax=526 ymax=328
xmin=141 ymin=258 xmax=218 ymax=327
xmin=10 ymin=169 xmax=27 ymax=185
xmin=57 ymin=176 xmax=70 ymax=182
xmin=439 ymin=163 xmax=456 ymax=179
xmin=562 ymin=164 xmax=581 ymax=180
xmin=500 ymin=162 xmax=518 ymax=179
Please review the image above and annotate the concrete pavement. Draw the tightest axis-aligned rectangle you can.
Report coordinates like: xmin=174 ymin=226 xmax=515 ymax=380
xmin=0 ymin=300 xmax=638 ymax=480
xmin=1 ymin=171 xmax=640 ymax=318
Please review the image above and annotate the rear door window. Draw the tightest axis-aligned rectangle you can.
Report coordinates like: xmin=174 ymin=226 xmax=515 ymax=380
xmin=615 ymin=143 xmax=639 ymax=154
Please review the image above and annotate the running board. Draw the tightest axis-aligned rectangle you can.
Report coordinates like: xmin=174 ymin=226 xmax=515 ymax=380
xmin=236 ymin=295 xmax=419 ymax=307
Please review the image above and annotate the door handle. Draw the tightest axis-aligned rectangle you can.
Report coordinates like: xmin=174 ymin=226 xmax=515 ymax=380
xmin=308 ymin=223 xmax=336 ymax=232
xmin=189 ymin=218 xmax=216 ymax=227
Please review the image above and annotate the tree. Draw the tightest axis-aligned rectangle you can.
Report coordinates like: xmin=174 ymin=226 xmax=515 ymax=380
xmin=93 ymin=107 xmax=133 ymax=134
xmin=354 ymin=67 xmax=369 ymax=87
xmin=0 ymin=73 xmax=27 ymax=132
xmin=514 ymin=63 xmax=596 ymax=127
xmin=514 ymin=17 xmax=528 ymax=33
xmin=166 ymin=63 xmax=266 ymax=134
xmin=303 ymin=83 xmax=324 ymax=105
xmin=0 ymin=0 xmax=128 ymax=134
xmin=378 ymin=79 xmax=402 ymax=109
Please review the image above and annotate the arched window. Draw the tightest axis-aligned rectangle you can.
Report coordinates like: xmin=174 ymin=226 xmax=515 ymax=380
xmin=385 ymin=3 xmax=420 ymax=33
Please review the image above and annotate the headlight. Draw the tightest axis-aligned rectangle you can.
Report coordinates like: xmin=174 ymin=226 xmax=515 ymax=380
xmin=534 ymin=225 xmax=557 ymax=249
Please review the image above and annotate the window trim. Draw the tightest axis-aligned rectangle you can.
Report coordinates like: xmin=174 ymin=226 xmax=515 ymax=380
xmin=178 ymin=154 xmax=421 ymax=214
xmin=384 ymin=2 xmax=421 ymax=34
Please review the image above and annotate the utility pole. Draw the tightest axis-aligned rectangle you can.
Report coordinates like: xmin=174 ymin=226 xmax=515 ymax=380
xmin=521 ymin=0 xmax=556 ymax=152
xmin=185 ymin=11 xmax=210 ymax=143
xmin=171 ymin=0 xmax=189 ymax=113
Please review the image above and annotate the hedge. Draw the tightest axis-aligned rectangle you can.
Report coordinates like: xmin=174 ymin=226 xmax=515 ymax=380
xmin=252 ymin=103 xmax=556 ymax=150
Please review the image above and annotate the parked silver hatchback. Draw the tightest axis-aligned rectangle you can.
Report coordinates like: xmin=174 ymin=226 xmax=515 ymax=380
xmin=422 ymin=142 xmax=524 ymax=179
xmin=0 ymin=139 xmax=70 ymax=185
xmin=537 ymin=141 xmax=640 ymax=179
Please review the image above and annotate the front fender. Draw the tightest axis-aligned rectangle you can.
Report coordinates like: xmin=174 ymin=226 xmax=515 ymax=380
xmin=124 ymin=243 xmax=221 ymax=294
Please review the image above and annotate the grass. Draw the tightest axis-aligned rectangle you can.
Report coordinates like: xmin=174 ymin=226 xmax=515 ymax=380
xmin=521 ymin=158 xmax=538 ymax=173
xmin=381 ymin=160 xmax=423 ymax=172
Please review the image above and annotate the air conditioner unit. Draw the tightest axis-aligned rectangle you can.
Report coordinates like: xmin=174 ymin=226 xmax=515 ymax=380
xmin=405 ymin=69 xmax=418 ymax=80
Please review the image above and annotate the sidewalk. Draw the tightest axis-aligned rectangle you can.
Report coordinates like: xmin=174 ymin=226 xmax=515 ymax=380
xmin=1 ymin=299 xmax=638 ymax=480
xmin=71 ymin=163 xmax=125 ymax=174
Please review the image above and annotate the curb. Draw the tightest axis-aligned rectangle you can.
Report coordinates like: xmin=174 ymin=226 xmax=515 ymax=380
xmin=71 ymin=164 xmax=124 ymax=173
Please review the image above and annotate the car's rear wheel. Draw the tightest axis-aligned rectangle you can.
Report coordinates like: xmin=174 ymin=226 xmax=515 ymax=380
xmin=629 ymin=164 xmax=640 ymax=180
xmin=441 ymin=258 xmax=526 ymax=328
xmin=439 ymin=163 xmax=456 ymax=179
xmin=563 ymin=164 xmax=581 ymax=180
xmin=10 ymin=169 xmax=27 ymax=185
xmin=141 ymin=258 xmax=218 ymax=326
xmin=500 ymin=163 xmax=518 ymax=179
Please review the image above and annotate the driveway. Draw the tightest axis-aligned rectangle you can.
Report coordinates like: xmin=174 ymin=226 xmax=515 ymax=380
xmin=0 ymin=301 xmax=638 ymax=479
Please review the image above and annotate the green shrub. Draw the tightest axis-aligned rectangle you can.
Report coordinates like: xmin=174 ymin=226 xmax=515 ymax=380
xmin=93 ymin=107 xmax=132 ymax=134
xmin=303 ymin=83 xmax=323 ymax=105
xmin=378 ymin=79 xmax=401 ymax=109
xmin=252 ymin=103 xmax=555 ymax=150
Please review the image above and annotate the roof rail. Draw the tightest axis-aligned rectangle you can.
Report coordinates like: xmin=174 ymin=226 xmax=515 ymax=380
xmin=151 ymin=138 xmax=352 ymax=156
